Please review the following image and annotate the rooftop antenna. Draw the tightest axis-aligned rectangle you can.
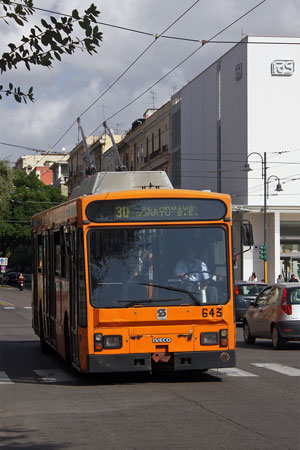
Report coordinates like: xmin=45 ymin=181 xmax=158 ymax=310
xmin=77 ymin=117 xmax=96 ymax=176
xmin=150 ymin=90 xmax=156 ymax=109
xmin=103 ymin=121 xmax=126 ymax=171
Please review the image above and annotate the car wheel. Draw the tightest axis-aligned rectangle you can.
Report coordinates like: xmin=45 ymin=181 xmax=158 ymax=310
xmin=243 ymin=321 xmax=256 ymax=345
xmin=272 ymin=326 xmax=285 ymax=350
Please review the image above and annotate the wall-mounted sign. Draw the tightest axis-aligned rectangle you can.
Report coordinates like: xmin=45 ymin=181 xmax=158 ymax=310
xmin=271 ymin=60 xmax=295 ymax=76
xmin=235 ymin=63 xmax=243 ymax=81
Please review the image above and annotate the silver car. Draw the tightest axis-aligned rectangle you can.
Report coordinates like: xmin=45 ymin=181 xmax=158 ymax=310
xmin=234 ymin=281 xmax=267 ymax=322
xmin=243 ymin=282 xmax=300 ymax=349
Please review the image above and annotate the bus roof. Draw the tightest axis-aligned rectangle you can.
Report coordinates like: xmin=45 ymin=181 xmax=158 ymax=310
xmin=70 ymin=171 xmax=173 ymax=200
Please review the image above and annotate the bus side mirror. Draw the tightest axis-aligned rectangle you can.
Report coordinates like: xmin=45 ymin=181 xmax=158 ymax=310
xmin=241 ymin=223 xmax=254 ymax=247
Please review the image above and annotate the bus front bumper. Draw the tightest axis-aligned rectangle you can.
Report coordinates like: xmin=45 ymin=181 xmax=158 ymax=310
xmin=87 ymin=350 xmax=236 ymax=373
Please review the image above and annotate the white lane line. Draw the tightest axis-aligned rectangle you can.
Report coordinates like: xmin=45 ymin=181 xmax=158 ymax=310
xmin=0 ymin=300 xmax=15 ymax=306
xmin=24 ymin=306 xmax=32 ymax=309
xmin=252 ymin=363 xmax=300 ymax=377
xmin=3 ymin=306 xmax=16 ymax=310
xmin=0 ymin=371 xmax=14 ymax=384
xmin=34 ymin=369 xmax=75 ymax=383
xmin=210 ymin=367 xmax=258 ymax=377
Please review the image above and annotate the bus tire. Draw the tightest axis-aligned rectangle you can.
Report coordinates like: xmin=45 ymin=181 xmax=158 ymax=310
xmin=39 ymin=308 xmax=49 ymax=354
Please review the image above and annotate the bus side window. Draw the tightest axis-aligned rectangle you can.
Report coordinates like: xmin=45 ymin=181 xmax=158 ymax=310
xmin=54 ymin=231 xmax=61 ymax=276
xmin=38 ymin=234 xmax=43 ymax=273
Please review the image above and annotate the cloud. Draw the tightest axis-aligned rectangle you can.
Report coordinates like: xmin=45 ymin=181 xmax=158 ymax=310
xmin=1 ymin=0 xmax=300 ymax=161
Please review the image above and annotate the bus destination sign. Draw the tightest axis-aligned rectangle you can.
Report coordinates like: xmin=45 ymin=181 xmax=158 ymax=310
xmin=86 ymin=198 xmax=227 ymax=223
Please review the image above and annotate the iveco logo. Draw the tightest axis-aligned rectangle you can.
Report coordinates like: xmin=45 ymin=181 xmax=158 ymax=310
xmin=271 ymin=60 xmax=295 ymax=76
xmin=152 ymin=337 xmax=172 ymax=343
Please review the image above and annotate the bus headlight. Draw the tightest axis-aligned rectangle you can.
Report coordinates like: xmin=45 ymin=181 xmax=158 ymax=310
xmin=103 ymin=335 xmax=123 ymax=349
xmin=200 ymin=332 xmax=218 ymax=345
xmin=219 ymin=329 xmax=228 ymax=347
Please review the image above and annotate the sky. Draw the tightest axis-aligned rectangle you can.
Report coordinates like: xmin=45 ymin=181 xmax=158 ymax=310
xmin=1 ymin=0 xmax=300 ymax=163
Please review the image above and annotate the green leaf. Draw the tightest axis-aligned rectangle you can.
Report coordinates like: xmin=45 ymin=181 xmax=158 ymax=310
xmin=9 ymin=82 xmax=13 ymax=90
xmin=50 ymin=16 xmax=57 ymax=25
xmin=41 ymin=18 xmax=49 ymax=29
xmin=72 ymin=9 xmax=80 ymax=20
xmin=54 ymin=52 xmax=61 ymax=61
xmin=14 ymin=94 xmax=21 ymax=103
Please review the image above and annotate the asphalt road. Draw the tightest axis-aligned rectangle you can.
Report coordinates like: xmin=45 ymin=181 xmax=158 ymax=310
xmin=0 ymin=287 xmax=299 ymax=450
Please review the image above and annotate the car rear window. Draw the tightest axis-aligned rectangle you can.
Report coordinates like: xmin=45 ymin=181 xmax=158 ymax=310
xmin=287 ymin=288 xmax=300 ymax=304
xmin=238 ymin=284 xmax=265 ymax=296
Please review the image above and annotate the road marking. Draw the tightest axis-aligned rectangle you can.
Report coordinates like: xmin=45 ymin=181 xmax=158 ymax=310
xmin=210 ymin=367 xmax=258 ymax=377
xmin=252 ymin=363 xmax=300 ymax=376
xmin=0 ymin=300 xmax=15 ymax=307
xmin=24 ymin=306 xmax=32 ymax=309
xmin=34 ymin=369 xmax=75 ymax=383
xmin=0 ymin=371 xmax=14 ymax=384
xmin=3 ymin=306 xmax=16 ymax=310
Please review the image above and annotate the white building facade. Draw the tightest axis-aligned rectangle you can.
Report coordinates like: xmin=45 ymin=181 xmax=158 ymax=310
xmin=171 ymin=36 xmax=300 ymax=282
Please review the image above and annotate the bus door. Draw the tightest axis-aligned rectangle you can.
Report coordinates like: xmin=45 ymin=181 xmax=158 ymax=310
xmin=67 ymin=229 xmax=79 ymax=366
xmin=49 ymin=230 xmax=56 ymax=346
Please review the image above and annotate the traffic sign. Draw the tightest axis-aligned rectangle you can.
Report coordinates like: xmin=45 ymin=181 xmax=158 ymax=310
xmin=1 ymin=265 xmax=6 ymax=273
xmin=0 ymin=257 xmax=8 ymax=265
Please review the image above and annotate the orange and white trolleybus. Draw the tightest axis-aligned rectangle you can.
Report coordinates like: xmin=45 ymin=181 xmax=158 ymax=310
xmin=32 ymin=171 xmax=236 ymax=373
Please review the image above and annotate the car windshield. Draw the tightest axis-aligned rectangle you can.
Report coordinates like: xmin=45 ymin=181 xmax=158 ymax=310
xmin=88 ymin=226 xmax=229 ymax=308
xmin=238 ymin=284 xmax=265 ymax=296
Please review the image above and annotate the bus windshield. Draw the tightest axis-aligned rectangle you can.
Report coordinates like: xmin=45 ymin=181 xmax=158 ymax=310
xmin=88 ymin=226 xmax=229 ymax=308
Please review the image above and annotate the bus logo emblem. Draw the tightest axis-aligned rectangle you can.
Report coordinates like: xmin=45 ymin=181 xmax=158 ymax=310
xmin=157 ymin=308 xmax=167 ymax=320
xmin=152 ymin=337 xmax=171 ymax=343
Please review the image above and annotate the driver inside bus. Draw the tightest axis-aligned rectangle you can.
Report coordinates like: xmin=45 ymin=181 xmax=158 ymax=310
xmin=174 ymin=247 xmax=210 ymax=280
xmin=174 ymin=246 xmax=217 ymax=303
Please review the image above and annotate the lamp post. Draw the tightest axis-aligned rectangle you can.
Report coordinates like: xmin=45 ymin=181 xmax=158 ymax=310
xmin=243 ymin=152 xmax=283 ymax=283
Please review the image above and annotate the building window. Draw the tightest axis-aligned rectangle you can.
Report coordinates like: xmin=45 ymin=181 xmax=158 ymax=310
xmin=158 ymin=128 xmax=161 ymax=150
xmin=146 ymin=137 xmax=149 ymax=159
xmin=164 ymin=124 xmax=167 ymax=146
xmin=171 ymin=150 xmax=181 ymax=188
xmin=172 ymin=110 xmax=181 ymax=149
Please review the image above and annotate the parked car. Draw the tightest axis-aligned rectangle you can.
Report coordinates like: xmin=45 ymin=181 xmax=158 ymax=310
xmin=243 ymin=282 xmax=300 ymax=349
xmin=23 ymin=274 xmax=32 ymax=284
xmin=234 ymin=281 xmax=267 ymax=322
xmin=4 ymin=272 xmax=20 ymax=285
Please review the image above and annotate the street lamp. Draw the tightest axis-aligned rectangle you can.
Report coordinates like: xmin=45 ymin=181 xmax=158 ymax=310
xmin=267 ymin=175 xmax=283 ymax=198
xmin=243 ymin=152 xmax=283 ymax=283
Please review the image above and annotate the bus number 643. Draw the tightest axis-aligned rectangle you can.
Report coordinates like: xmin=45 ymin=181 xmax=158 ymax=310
xmin=202 ymin=307 xmax=223 ymax=318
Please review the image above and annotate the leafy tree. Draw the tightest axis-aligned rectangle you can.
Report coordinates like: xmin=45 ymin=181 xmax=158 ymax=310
xmin=0 ymin=167 xmax=67 ymax=269
xmin=0 ymin=0 xmax=102 ymax=103
xmin=0 ymin=159 xmax=13 ymax=210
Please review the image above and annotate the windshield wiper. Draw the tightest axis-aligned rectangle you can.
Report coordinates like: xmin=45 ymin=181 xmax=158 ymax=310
xmin=138 ymin=282 xmax=202 ymax=306
xmin=117 ymin=298 xmax=183 ymax=307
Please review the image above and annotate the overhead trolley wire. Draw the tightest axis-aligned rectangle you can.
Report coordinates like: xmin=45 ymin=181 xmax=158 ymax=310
xmin=50 ymin=0 xmax=200 ymax=149
xmin=9 ymin=1 xmax=296 ymax=46
xmin=89 ymin=0 xmax=266 ymax=134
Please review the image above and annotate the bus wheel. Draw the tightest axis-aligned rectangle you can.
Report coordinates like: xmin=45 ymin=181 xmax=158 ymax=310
xmin=39 ymin=310 xmax=49 ymax=354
